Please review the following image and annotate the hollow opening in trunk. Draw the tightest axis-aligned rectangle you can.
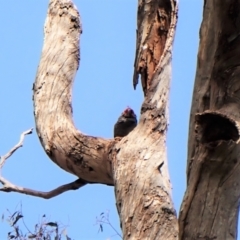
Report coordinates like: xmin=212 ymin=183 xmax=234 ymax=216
xmin=196 ymin=112 xmax=239 ymax=143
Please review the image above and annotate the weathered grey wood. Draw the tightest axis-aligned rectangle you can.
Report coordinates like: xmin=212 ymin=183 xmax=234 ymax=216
xmin=113 ymin=0 xmax=179 ymax=239
xmin=13 ymin=0 xmax=178 ymax=238
xmin=179 ymin=1 xmax=240 ymax=239
xmin=33 ymin=0 xmax=113 ymax=185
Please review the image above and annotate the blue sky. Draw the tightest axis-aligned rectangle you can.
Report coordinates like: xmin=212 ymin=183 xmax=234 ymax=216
xmin=0 ymin=1 xmax=226 ymax=239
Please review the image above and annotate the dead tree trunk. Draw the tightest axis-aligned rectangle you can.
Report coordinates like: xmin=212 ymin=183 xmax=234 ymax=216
xmin=33 ymin=0 xmax=178 ymax=239
xmin=4 ymin=0 xmax=240 ymax=239
xmin=113 ymin=1 xmax=178 ymax=239
xmin=179 ymin=1 xmax=240 ymax=239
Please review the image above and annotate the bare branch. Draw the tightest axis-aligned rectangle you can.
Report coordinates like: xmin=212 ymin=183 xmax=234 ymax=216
xmin=0 ymin=129 xmax=87 ymax=199
xmin=0 ymin=176 xmax=87 ymax=199
xmin=0 ymin=128 xmax=33 ymax=169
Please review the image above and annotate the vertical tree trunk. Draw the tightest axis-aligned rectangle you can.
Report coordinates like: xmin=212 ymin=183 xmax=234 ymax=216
xmin=112 ymin=0 xmax=178 ymax=239
xmin=179 ymin=1 xmax=240 ymax=239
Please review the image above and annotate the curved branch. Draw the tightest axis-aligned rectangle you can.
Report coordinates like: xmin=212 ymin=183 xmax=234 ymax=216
xmin=33 ymin=0 xmax=113 ymax=185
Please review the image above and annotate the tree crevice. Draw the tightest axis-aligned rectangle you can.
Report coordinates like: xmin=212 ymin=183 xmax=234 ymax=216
xmin=195 ymin=111 xmax=240 ymax=143
xmin=133 ymin=0 xmax=174 ymax=96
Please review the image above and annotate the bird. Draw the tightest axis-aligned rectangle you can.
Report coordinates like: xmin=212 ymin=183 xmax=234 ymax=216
xmin=114 ymin=107 xmax=137 ymax=137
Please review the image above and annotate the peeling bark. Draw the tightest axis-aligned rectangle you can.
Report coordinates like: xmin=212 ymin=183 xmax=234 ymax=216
xmin=133 ymin=0 xmax=172 ymax=96
xmin=3 ymin=0 xmax=240 ymax=239
xmin=32 ymin=0 xmax=179 ymax=239
xmin=179 ymin=1 xmax=240 ymax=239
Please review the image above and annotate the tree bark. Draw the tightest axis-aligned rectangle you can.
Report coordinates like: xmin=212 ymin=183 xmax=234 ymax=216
xmin=4 ymin=0 xmax=240 ymax=239
xmin=179 ymin=1 xmax=240 ymax=239
xmin=33 ymin=0 xmax=178 ymax=239
xmin=114 ymin=1 xmax=178 ymax=239
xmin=33 ymin=0 xmax=113 ymax=185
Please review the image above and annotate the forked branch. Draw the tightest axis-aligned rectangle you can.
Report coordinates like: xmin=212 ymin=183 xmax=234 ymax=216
xmin=0 ymin=128 xmax=33 ymax=169
xmin=2 ymin=0 xmax=179 ymax=239
xmin=0 ymin=129 xmax=87 ymax=199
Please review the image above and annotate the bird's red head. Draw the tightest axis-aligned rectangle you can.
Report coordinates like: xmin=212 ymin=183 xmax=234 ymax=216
xmin=122 ymin=107 xmax=136 ymax=118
